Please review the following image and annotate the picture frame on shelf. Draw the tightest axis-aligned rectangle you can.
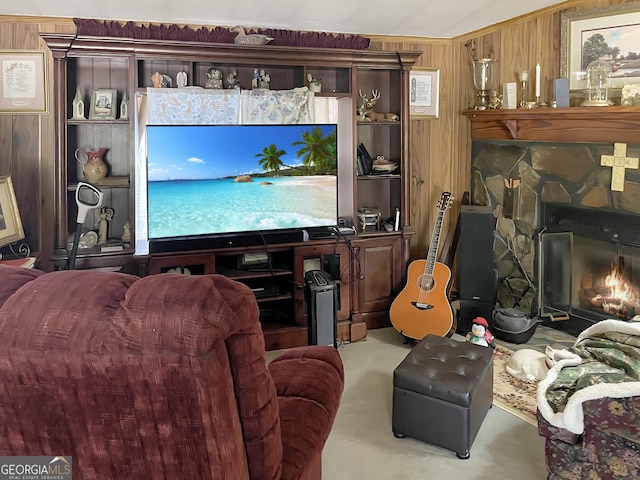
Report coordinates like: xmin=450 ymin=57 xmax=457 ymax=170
xmin=409 ymin=68 xmax=440 ymax=119
xmin=0 ymin=175 xmax=25 ymax=248
xmin=89 ymin=89 xmax=118 ymax=120
xmin=561 ymin=3 xmax=640 ymax=91
xmin=0 ymin=50 xmax=48 ymax=114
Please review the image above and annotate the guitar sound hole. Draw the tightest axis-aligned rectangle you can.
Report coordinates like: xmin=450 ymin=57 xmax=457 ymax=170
xmin=418 ymin=275 xmax=433 ymax=291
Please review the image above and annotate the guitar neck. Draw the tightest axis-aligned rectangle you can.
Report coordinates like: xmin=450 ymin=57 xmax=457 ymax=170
xmin=424 ymin=210 xmax=445 ymax=276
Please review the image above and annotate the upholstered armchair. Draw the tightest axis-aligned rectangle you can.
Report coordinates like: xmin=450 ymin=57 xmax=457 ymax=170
xmin=0 ymin=266 xmax=344 ymax=479
xmin=537 ymin=398 xmax=640 ymax=480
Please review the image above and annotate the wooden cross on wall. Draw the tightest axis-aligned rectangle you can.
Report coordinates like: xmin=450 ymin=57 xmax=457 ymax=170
xmin=600 ymin=143 xmax=639 ymax=192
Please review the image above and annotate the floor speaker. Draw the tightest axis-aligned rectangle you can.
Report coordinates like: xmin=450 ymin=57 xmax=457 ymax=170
xmin=305 ymin=270 xmax=337 ymax=347
xmin=457 ymin=205 xmax=496 ymax=333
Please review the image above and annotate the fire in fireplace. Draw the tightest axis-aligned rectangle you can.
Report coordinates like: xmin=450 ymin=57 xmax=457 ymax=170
xmin=539 ymin=203 xmax=640 ymax=336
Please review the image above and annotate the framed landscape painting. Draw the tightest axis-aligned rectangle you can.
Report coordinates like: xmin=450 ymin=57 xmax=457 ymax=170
xmin=561 ymin=3 xmax=640 ymax=91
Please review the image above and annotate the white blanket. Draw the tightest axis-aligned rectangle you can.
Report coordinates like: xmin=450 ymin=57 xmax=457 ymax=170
xmin=536 ymin=319 xmax=640 ymax=434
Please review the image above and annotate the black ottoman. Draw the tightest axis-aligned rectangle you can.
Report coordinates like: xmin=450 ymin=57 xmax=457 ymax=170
xmin=392 ymin=335 xmax=493 ymax=459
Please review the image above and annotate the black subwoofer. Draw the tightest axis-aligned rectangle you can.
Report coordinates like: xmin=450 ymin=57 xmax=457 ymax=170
xmin=457 ymin=205 xmax=497 ymax=333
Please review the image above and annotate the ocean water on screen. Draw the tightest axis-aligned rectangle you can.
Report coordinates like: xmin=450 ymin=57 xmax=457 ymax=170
xmin=148 ymin=176 xmax=337 ymax=239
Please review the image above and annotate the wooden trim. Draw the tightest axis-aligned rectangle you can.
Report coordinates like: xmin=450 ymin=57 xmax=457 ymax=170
xmin=463 ymin=107 xmax=640 ymax=143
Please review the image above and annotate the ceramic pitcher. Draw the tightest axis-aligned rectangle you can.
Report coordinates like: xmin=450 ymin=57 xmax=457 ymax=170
xmin=75 ymin=148 xmax=108 ymax=183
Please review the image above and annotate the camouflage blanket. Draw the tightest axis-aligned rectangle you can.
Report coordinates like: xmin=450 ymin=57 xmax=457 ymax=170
xmin=536 ymin=319 xmax=640 ymax=434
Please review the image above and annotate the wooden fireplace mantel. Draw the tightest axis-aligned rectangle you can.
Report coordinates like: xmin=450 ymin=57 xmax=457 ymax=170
xmin=463 ymin=107 xmax=640 ymax=144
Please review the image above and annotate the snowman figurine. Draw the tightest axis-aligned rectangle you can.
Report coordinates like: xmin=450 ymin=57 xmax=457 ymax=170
xmin=466 ymin=317 xmax=495 ymax=349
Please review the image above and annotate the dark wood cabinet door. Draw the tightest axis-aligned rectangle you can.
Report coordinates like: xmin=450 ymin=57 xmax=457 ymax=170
xmin=351 ymin=235 xmax=402 ymax=327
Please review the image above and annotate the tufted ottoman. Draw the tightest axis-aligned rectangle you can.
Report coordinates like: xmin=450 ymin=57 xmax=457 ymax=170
xmin=392 ymin=335 xmax=493 ymax=459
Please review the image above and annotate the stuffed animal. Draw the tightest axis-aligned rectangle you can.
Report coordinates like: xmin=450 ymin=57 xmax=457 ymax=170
xmin=466 ymin=317 xmax=495 ymax=349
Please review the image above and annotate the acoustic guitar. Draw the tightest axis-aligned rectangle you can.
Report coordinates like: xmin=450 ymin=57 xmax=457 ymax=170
xmin=390 ymin=192 xmax=454 ymax=340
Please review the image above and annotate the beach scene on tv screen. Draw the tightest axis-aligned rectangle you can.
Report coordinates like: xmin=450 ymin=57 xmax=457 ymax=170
xmin=146 ymin=124 xmax=338 ymax=239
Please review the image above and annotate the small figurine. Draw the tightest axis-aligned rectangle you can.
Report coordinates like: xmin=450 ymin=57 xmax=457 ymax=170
xmin=206 ymin=68 xmax=224 ymax=89
xmin=161 ymin=74 xmax=172 ymax=88
xmin=258 ymin=69 xmax=270 ymax=89
xmin=251 ymin=68 xmax=260 ymax=89
xmin=226 ymin=68 xmax=239 ymax=89
xmin=151 ymin=71 xmax=163 ymax=88
xmin=176 ymin=71 xmax=188 ymax=88
xmin=307 ymin=73 xmax=322 ymax=92
xmin=95 ymin=207 xmax=114 ymax=245
xmin=489 ymin=90 xmax=503 ymax=109
xmin=466 ymin=317 xmax=495 ymax=349
xmin=231 ymin=26 xmax=274 ymax=46
xmin=119 ymin=92 xmax=128 ymax=120
xmin=71 ymin=87 xmax=86 ymax=120
xmin=358 ymin=89 xmax=399 ymax=121
xmin=121 ymin=221 xmax=131 ymax=243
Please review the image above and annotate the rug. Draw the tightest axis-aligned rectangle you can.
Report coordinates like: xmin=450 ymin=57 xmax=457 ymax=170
xmin=493 ymin=345 xmax=538 ymax=427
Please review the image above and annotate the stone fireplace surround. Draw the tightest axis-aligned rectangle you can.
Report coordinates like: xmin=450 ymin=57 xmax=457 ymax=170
xmin=471 ymin=138 xmax=640 ymax=336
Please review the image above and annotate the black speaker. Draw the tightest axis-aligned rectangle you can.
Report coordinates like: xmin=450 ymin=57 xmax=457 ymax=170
xmin=457 ymin=205 xmax=496 ymax=333
xmin=305 ymin=270 xmax=337 ymax=347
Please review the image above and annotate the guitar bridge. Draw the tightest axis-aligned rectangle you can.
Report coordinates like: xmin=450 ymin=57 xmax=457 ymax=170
xmin=411 ymin=301 xmax=434 ymax=311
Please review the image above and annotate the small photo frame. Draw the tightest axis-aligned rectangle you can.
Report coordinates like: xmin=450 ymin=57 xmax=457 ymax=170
xmin=0 ymin=50 xmax=48 ymax=114
xmin=89 ymin=89 xmax=118 ymax=120
xmin=409 ymin=68 xmax=440 ymax=119
xmin=0 ymin=175 xmax=25 ymax=248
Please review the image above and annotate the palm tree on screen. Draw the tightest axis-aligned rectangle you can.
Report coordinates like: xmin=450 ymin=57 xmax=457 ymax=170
xmin=292 ymin=127 xmax=337 ymax=173
xmin=256 ymin=144 xmax=287 ymax=172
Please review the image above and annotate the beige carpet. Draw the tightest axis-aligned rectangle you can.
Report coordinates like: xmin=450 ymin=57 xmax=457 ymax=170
xmin=269 ymin=327 xmax=556 ymax=479
xmin=492 ymin=345 xmax=539 ymax=427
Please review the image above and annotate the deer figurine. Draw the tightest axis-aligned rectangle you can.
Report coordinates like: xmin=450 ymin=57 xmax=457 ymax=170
xmin=359 ymin=89 xmax=399 ymax=122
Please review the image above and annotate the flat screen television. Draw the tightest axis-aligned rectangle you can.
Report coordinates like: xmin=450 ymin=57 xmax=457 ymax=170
xmin=145 ymin=123 xmax=338 ymax=252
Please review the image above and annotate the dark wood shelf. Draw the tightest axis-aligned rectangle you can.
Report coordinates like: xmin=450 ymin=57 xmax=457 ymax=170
xmin=255 ymin=294 xmax=292 ymax=303
xmin=463 ymin=106 xmax=640 ymax=143
xmin=357 ymin=174 xmax=401 ymax=180
xmin=67 ymin=119 xmax=130 ymax=125
xmin=216 ymin=267 xmax=293 ymax=280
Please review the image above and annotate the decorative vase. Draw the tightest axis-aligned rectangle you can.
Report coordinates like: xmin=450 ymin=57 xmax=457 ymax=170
xmin=75 ymin=148 xmax=108 ymax=183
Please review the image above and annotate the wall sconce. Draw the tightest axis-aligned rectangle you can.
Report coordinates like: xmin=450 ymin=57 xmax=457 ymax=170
xmin=581 ymin=59 xmax=614 ymax=107
xmin=472 ymin=58 xmax=499 ymax=110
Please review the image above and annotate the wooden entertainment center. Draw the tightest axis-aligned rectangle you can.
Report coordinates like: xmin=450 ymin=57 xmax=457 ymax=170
xmin=41 ymin=31 xmax=420 ymax=349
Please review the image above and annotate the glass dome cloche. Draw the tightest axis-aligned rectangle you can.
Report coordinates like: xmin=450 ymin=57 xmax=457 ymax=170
xmin=581 ymin=59 xmax=614 ymax=107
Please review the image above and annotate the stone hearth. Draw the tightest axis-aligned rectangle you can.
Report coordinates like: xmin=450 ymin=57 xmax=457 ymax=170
xmin=471 ymin=140 xmax=640 ymax=321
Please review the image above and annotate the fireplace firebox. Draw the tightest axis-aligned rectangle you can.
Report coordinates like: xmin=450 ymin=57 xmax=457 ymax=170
xmin=539 ymin=203 xmax=640 ymax=336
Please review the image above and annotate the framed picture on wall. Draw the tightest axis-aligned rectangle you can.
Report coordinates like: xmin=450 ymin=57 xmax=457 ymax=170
xmin=0 ymin=50 xmax=48 ymax=114
xmin=409 ymin=68 xmax=440 ymax=119
xmin=0 ymin=176 xmax=25 ymax=248
xmin=561 ymin=3 xmax=640 ymax=91
xmin=89 ymin=89 xmax=118 ymax=120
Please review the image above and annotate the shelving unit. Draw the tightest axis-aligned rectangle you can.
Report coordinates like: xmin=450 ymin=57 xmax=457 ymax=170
xmin=41 ymin=32 xmax=420 ymax=347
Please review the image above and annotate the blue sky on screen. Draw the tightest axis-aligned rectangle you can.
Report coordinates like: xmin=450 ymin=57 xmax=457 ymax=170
xmin=146 ymin=124 xmax=336 ymax=182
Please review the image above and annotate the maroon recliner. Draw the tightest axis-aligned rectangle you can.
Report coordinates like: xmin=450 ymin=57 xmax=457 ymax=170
xmin=0 ymin=266 xmax=344 ymax=479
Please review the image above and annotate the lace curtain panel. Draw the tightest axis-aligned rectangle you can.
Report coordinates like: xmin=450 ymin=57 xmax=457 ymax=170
xmin=146 ymin=86 xmax=314 ymax=125
xmin=147 ymin=87 xmax=241 ymax=124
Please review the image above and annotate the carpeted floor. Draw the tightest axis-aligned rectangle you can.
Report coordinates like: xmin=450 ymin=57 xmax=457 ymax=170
xmin=267 ymin=324 xmax=576 ymax=479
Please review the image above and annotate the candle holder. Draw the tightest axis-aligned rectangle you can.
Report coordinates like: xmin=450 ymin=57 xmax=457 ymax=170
xmin=519 ymin=70 xmax=529 ymax=108
xmin=472 ymin=58 xmax=499 ymax=110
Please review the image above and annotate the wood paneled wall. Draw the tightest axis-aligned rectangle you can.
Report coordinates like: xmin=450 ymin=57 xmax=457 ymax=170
xmin=370 ymin=0 xmax=637 ymax=262
xmin=0 ymin=17 xmax=73 ymax=269
xmin=0 ymin=0 xmax=632 ymax=269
